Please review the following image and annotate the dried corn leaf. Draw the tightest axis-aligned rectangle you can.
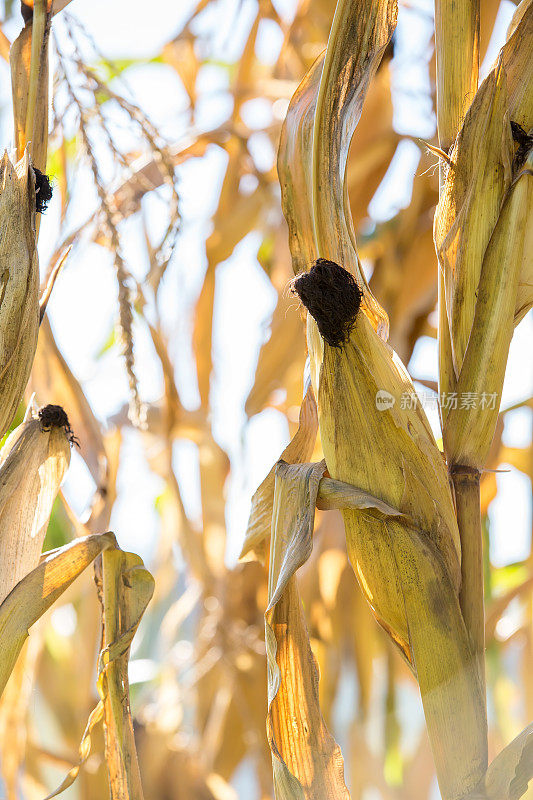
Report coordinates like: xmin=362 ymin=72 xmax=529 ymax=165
xmin=0 ymin=532 xmax=116 ymax=696
xmin=0 ymin=410 xmax=71 ymax=603
xmin=241 ymin=383 xmax=318 ymax=561
xmin=266 ymin=459 xmax=349 ymax=799
xmin=193 ymin=178 xmax=265 ymax=407
xmin=311 ymin=0 xmax=396 ymax=336
xmin=484 ymin=724 xmax=533 ymax=800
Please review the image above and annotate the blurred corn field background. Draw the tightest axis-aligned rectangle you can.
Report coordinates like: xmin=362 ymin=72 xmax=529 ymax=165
xmin=0 ymin=0 xmax=531 ymax=798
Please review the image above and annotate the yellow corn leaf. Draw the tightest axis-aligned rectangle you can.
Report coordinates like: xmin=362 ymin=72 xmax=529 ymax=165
xmin=162 ymin=33 xmax=199 ymax=107
xmin=266 ymin=460 xmax=350 ymax=799
xmin=193 ymin=178 xmax=265 ymax=407
xmin=0 ymin=531 xmax=116 ymax=696
xmin=241 ymin=384 xmax=318 ymax=561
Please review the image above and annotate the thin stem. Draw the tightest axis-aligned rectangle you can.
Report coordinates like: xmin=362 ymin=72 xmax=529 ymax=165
xmin=25 ymin=0 xmax=47 ymax=151
xmin=434 ymin=0 xmax=480 ymax=153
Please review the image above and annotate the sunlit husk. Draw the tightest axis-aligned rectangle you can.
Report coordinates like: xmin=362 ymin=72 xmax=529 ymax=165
xmin=312 ymin=312 xmax=461 ymax=657
xmin=0 ymin=411 xmax=70 ymax=604
xmin=0 ymin=152 xmax=39 ymax=440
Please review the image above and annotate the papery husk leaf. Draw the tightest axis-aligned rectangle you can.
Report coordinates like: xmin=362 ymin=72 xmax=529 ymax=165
xmin=266 ymin=459 xmax=349 ymax=799
xmin=316 ymin=316 xmax=461 ymax=658
xmin=0 ymin=414 xmax=71 ymax=603
xmin=311 ymin=0 xmax=396 ymax=338
xmin=0 ymin=152 xmax=39 ymax=439
xmin=241 ymin=383 xmax=318 ymax=561
xmin=483 ymin=724 xmax=533 ymax=800
xmin=0 ymin=532 xmax=116 ymax=696
xmin=278 ymin=0 xmax=395 ymax=338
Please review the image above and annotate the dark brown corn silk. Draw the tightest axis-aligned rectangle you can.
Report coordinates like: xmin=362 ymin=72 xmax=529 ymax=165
xmin=38 ymin=404 xmax=79 ymax=447
xmin=292 ymin=258 xmax=362 ymax=347
xmin=33 ymin=167 xmax=53 ymax=213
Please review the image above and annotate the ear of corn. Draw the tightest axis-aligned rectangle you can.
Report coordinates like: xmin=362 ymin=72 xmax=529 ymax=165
xmin=0 ymin=152 xmax=39 ymax=440
xmin=0 ymin=405 xmax=71 ymax=604
xmin=274 ymin=0 xmax=500 ymax=796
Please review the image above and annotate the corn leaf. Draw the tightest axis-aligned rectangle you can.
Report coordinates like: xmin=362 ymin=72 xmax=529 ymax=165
xmin=266 ymin=459 xmax=350 ymax=799
xmin=0 ymin=532 xmax=116 ymax=696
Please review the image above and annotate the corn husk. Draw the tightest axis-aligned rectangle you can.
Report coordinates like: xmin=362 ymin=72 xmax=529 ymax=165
xmin=0 ymin=152 xmax=39 ymax=440
xmin=0 ymin=407 xmax=71 ymax=604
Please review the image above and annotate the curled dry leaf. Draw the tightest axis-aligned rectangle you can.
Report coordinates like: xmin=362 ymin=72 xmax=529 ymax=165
xmin=0 ymin=409 xmax=71 ymax=604
xmin=0 ymin=531 xmax=116 ymax=697
xmin=483 ymin=723 xmax=533 ymax=800
xmin=241 ymin=383 xmax=318 ymax=561
xmin=266 ymin=459 xmax=349 ymax=799
xmin=0 ymin=152 xmax=39 ymax=440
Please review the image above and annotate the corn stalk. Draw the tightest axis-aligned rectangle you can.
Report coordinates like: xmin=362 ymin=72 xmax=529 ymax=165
xmin=243 ymin=0 xmax=533 ymax=798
